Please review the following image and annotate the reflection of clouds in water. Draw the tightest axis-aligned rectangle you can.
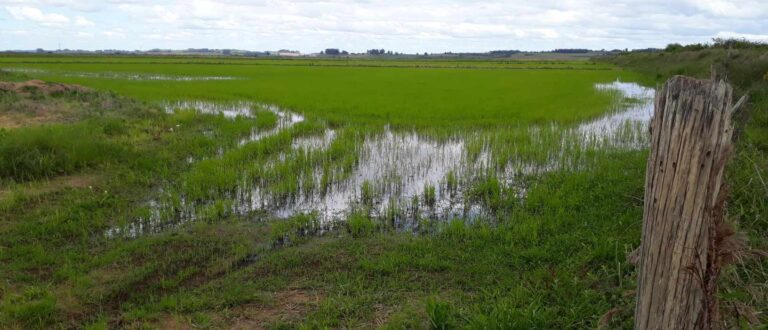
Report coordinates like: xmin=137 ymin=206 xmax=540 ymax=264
xmin=577 ymin=80 xmax=655 ymax=149
xmin=292 ymin=129 xmax=336 ymax=151
xmin=163 ymin=100 xmax=305 ymax=144
xmin=264 ymin=130 xmax=474 ymax=221
xmin=261 ymin=80 xmax=656 ymax=222
xmin=165 ymin=100 xmax=257 ymax=118
xmin=107 ymin=81 xmax=657 ymax=237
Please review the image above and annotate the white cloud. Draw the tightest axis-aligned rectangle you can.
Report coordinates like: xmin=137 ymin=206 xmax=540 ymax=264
xmin=74 ymin=16 xmax=94 ymax=26
xmin=6 ymin=5 xmax=70 ymax=26
xmin=101 ymin=30 xmax=126 ymax=38
xmin=715 ymin=31 xmax=768 ymax=42
xmin=687 ymin=0 xmax=767 ymax=19
xmin=2 ymin=0 xmax=767 ymax=51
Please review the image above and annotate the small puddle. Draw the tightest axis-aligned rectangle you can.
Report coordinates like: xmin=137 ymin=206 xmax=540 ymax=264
xmin=164 ymin=100 xmax=258 ymax=118
xmin=163 ymin=100 xmax=305 ymax=144
xmin=107 ymin=80 xmax=655 ymax=237
xmin=292 ymin=129 xmax=337 ymax=151
xmin=239 ymin=105 xmax=305 ymax=145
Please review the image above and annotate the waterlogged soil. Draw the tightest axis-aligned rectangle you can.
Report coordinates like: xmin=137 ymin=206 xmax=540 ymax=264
xmin=107 ymin=80 xmax=655 ymax=237
xmin=3 ymin=67 xmax=239 ymax=81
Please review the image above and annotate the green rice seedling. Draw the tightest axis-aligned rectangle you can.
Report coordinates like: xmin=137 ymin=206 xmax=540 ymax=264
xmin=468 ymin=175 xmax=503 ymax=215
xmin=360 ymin=180 xmax=375 ymax=209
xmin=445 ymin=170 xmax=457 ymax=197
xmin=442 ymin=219 xmax=468 ymax=241
xmin=423 ymin=184 xmax=436 ymax=209
xmin=383 ymin=198 xmax=403 ymax=229
xmin=270 ymin=213 xmax=320 ymax=245
xmin=346 ymin=212 xmax=376 ymax=237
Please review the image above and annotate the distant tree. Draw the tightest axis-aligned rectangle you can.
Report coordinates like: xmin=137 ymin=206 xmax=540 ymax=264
xmin=552 ymin=48 xmax=590 ymax=53
xmin=325 ymin=48 xmax=340 ymax=55
xmin=665 ymin=43 xmax=683 ymax=52
xmin=712 ymin=37 xmax=767 ymax=49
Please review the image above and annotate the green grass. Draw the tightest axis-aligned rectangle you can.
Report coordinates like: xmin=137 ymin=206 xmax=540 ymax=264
xmin=0 ymin=54 xmax=616 ymax=69
xmin=600 ymin=46 xmax=768 ymax=328
xmin=0 ymin=121 xmax=127 ymax=182
xmin=1 ymin=57 xmax=640 ymax=129
xmin=0 ymin=50 xmax=764 ymax=329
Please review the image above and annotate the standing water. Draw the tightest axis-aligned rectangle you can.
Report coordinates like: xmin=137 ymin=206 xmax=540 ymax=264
xmin=107 ymin=80 xmax=655 ymax=237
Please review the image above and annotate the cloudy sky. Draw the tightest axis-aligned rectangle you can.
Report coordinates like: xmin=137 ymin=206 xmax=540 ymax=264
xmin=1 ymin=0 xmax=767 ymax=53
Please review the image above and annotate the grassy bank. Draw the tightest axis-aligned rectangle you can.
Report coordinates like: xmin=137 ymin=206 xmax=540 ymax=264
xmin=600 ymin=44 xmax=768 ymax=327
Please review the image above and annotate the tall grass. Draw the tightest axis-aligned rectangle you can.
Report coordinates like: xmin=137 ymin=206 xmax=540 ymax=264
xmin=0 ymin=121 xmax=126 ymax=182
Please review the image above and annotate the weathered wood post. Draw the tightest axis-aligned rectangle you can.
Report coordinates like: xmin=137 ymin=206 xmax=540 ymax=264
xmin=634 ymin=75 xmax=746 ymax=329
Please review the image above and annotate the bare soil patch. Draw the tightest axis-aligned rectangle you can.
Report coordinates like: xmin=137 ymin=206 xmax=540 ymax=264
xmin=0 ymin=80 xmax=93 ymax=128
xmin=0 ymin=173 xmax=101 ymax=201
xmin=0 ymin=80 xmax=91 ymax=96
xmin=228 ymin=289 xmax=323 ymax=329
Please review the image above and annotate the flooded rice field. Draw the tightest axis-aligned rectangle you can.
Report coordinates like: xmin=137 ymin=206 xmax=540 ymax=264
xmin=107 ymin=80 xmax=655 ymax=237
xmin=3 ymin=67 xmax=239 ymax=81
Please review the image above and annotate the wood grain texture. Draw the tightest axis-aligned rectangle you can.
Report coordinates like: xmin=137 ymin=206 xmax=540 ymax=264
xmin=635 ymin=76 xmax=736 ymax=330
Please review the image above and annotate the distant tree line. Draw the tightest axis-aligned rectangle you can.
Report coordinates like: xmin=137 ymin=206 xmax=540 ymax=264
xmin=322 ymin=48 xmax=349 ymax=56
xmin=665 ymin=38 xmax=768 ymax=52
xmin=366 ymin=49 xmax=402 ymax=56
xmin=488 ymin=50 xmax=521 ymax=56
xmin=552 ymin=48 xmax=591 ymax=53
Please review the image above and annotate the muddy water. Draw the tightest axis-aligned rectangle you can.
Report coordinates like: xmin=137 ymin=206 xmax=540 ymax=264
xmin=107 ymin=80 xmax=655 ymax=237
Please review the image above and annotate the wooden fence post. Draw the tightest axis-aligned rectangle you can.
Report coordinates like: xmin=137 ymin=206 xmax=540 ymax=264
xmin=634 ymin=75 xmax=746 ymax=329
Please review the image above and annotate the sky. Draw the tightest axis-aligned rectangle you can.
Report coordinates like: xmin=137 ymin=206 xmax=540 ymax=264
xmin=1 ymin=0 xmax=767 ymax=53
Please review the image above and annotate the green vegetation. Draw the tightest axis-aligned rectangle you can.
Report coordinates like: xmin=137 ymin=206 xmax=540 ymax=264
xmin=0 ymin=56 xmax=639 ymax=128
xmin=0 ymin=50 xmax=764 ymax=329
xmin=0 ymin=54 xmax=616 ymax=69
xmin=600 ymin=43 xmax=768 ymax=327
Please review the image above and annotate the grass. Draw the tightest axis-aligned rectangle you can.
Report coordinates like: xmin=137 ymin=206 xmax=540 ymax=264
xmin=600 ymin=45 xmax=768 ymax=327
xmin=0 ymin=121 xmax=127 ymax=182
xmin=0 ymin=50 xmax=763 ymax=329
xmin=1 ymin=57 xmax=641 ymax=129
